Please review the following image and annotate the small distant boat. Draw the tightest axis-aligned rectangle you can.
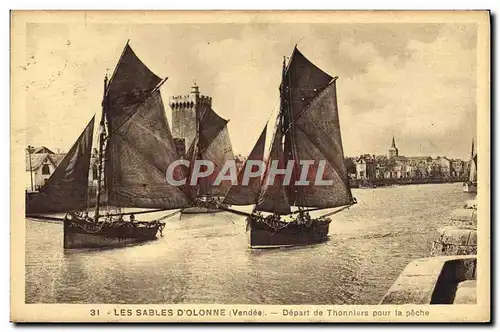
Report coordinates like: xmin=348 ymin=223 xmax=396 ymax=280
xmin=359 ymin=180 xmax=377 ymax=189
xmin=463 ymin=139 xmax=477 ymax=193
xmin=463 ymin=182 xmax=477 ymax=193
xmin=220 ymin=46 xmax=356 ymax=248
xmin=180 ymin=196 xmax=227 ymax=214
xmin=180 ymin=95 xmax=235 ymax=215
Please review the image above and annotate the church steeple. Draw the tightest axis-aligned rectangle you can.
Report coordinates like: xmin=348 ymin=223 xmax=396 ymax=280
xmin=389 ymin=135 xmax=399 ymax=158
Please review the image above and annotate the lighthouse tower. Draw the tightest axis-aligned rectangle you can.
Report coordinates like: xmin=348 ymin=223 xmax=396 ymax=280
xmin=169 ymin=82 xmax=212 ymax=153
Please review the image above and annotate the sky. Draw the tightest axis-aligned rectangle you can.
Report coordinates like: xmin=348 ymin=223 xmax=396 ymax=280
xmin=17 ymin=19 xmax=478 ymax=160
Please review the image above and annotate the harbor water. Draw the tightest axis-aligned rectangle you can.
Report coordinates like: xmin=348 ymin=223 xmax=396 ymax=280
xmin=25 ymin=183 xmax=473 ymax=304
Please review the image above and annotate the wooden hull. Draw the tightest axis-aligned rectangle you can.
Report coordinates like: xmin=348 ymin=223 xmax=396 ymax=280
xmin=63 ymin=217 xmax=164 ymax=249
xmin=181 ymin=199 xmax=228 ymax=214
xmin=181 ymin=206 xmax=224 ymax=214
xmin=463 ymin=182 xmax=477 ymax=193
xmin=247 ymin=216 xmax=331 ymax=248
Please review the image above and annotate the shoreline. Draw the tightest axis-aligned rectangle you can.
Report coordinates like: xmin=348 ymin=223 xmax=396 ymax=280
xmin=349 ymin=178 xmax=465 ymax=188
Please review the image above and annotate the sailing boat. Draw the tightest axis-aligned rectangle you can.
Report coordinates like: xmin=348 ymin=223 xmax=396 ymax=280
xmin=221 ymin=46 xmax=356 ymax=248
xmin=27 ymin=42 xmax=193 ymax=249
xmin=463 ymin=139 xmax=477 ymax=193
xmin=181 ymin=101 xmax=235 ymax=214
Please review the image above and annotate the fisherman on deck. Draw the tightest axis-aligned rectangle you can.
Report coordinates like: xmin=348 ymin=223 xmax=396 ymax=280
xmin=296 ymin=212 xmax=304 ymax=225
xmin=130 ymin=214 xmax=135 ymax=222
xmin=304 ymin=212 xmax=312 ymax=227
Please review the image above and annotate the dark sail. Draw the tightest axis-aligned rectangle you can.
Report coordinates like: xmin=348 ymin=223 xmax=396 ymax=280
xmin=284 ymin=46 xmax=333 ymax=118
xmin=200 ymin=125 xmax=235 ymax=196
xmin=290 ymin=81 xmax=353 ymax=208
xmin=105 ymin=45 xmax=191 ymax=209
xmin=255 ymin=122 xmax=291 ymax=215
xmin=27 ymin=117 xmax=95 ymax=213
xmin=197 ymin=106 xmax=228 ymax=153
xmin=223 ymin=124 xmax=267 ymax=205
xmin=105 ymin=44 xmax=162 ymax=125
xmin=186 ymin=105 xmax=234 ymax=197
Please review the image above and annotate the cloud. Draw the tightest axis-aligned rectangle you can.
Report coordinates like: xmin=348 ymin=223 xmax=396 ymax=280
xmin=336 ymin=24 xmax=477 ymax=159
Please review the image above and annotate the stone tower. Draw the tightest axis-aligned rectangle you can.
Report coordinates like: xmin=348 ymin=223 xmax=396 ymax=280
xmin=169 ymin=83 xmax=212 ymax=153
xmin=388 ymin=135 xmax=399 ymax=158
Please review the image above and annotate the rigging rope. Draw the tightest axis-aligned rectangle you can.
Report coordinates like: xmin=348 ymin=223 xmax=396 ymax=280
xmin=155 ymin=209 xmax=181 ymax=222
xmin=318 ymin=204 xmax=354 ymax=219
xmin=101 ymin=208 xmax=172 ymax=217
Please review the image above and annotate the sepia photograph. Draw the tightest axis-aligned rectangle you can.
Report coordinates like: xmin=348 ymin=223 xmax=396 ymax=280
xmin=10 ymin=10 xmax=490 ymax=322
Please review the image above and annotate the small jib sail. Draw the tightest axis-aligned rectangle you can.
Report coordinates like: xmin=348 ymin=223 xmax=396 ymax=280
xmin=104 ymin=43 xmax=193 ymax=210
xmin=253 ymin=46 xmax=355 ymax=216
xmin=185 ymin=103 xmax=235 ymax=198
xmin=223 ymin=123 xmax=267 ymax=205
xmin=26 ymin=117 xmax=95 ymax=213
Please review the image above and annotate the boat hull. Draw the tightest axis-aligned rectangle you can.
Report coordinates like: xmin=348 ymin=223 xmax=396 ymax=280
xmin=181 ymin=198 xmax=228 ymax=214
xmin=463 ymin=182 xmax=477 ymax=193
xmin=247 ymin=216 xmax=331 ymax=248
xmin=63 ymin=217 xmax=164 ymax=249
xmin=181 ymin=206 xmax=224 ymax=214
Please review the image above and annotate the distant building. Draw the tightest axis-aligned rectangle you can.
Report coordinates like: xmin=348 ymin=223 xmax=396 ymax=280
xmin=407 ymin=156 xmax=433 ymax=178
xmin=25 ymin=147 xmax=65 ymax=191
xmin=355 ymin=154 xmax=376 ymax=180
xmin=388 ymin=135 xmax=399 ymax=158
xmin=169 ymin=83 xmax=212 ymax=151
xmin=364 ymin=136 xmax=468 ymax=181
xmin=434 ymin=156 xmax=452 ymax=178
xmin=451 ymin=159 xmax=466 ymax=178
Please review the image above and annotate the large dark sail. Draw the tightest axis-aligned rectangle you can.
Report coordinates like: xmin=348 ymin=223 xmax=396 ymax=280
xmin=223 ymin=123 xmax=267 ymax=205
xmin=201 ymin=125 xmax=235 ymax=196
xmin=282 ymin=47 xmax=353 ymax=208
xmin=27 ymin=117 xmax=95 ymax=213
xmin=104 ymin=44 xmax=191 ymax=209
xmin=289 ymin=81 xmax=353 ymax=208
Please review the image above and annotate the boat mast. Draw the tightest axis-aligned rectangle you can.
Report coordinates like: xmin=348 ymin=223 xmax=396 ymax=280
xmin=283 ymin=53 xmax=304 ymax=212
xmin=94 ymin=74 xmax=108 ymax=222
xmin=471 ymin=139 xmax=475 ymax=159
